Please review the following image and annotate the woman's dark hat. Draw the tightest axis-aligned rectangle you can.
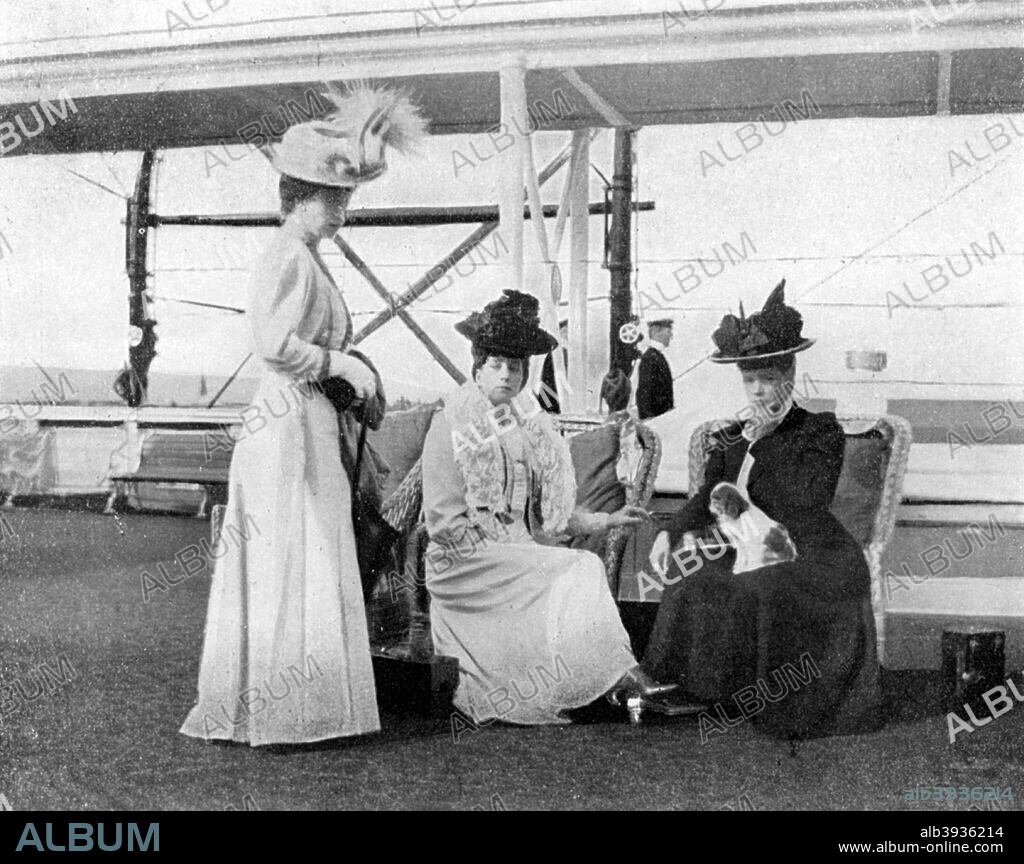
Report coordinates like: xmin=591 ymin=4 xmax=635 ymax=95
xmin=455 ymin=290 xmax=558 ymax=357
xmin=601 ymin=369 xmax=632 ymax=413
xmin=709 ymin=280 xmax=815 ymax=364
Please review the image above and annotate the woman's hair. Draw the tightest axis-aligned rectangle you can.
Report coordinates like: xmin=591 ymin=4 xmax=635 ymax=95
xmin=736 ymin=354 xmax=796 ymax=375
xmin=470 ymin=345 xmax=530 ymax=390
xmin=279 ymin=175 xmax=332 ymax=215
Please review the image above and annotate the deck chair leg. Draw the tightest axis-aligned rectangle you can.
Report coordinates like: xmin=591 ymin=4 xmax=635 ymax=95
xmin=104 ymin=482 xmax=122 ymax=514
xmin=408 ymin=527 xmax=433 ymax=660
xmin=210 ymin=504 xmax=227 ymax=548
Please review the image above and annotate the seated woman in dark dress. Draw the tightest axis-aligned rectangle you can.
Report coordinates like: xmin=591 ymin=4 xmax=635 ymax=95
xmin=643 ymin=282 xmax=883 ymax=740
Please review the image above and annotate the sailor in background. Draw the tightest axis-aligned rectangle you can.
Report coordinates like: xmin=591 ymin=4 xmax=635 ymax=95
xmin=637 ymin=318 xmax=675 ymax=420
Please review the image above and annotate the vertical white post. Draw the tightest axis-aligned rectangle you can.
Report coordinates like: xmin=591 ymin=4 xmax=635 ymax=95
xmin=567 ymin=129 xmax=590 ymax=413
xmin=524 ymin=136 xmax=565 ymax=400
xmin=937 ymin=52 xmax=952 ymax=116
xmin=550 ymin=162 xmax=574 ymax=260
xmin=498 ymin=63 xmax=527 ymax=292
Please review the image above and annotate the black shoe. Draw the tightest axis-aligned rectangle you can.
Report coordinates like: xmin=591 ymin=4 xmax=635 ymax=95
xmin=639 ymin=692 xmax=708 ymax=717
xmin=606 ymin=667 xmax=680 ymax=706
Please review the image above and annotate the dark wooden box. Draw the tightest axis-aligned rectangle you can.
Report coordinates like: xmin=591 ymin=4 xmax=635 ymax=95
xmin=372 ymin=652 xmax=459 ymax=716
xmin=941 ymin=629 xmax=1005 ymax=713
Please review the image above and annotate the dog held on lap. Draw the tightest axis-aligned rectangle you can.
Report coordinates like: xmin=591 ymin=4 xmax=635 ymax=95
xmin=708 ymin=482 xmax=797 ymax=574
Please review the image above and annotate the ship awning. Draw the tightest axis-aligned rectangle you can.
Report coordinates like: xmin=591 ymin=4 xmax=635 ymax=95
xmin=1 ymin=1 xmax=1021 ymax=156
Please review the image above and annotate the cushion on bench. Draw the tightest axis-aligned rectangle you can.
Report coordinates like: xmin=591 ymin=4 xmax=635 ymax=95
xmin=567 ymin=424 xmax=627 ymax=557
xmin=831 ymin=430 xmax=892 ymax=548
xmin=368 ymin=405 xmax=439 ymax=501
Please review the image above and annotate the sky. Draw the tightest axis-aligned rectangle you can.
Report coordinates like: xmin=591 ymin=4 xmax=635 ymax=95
xmin=0 ymin=111 xmax=1021 ymax=414
xmin=1 ymin=0 xmax=1019 ymax=414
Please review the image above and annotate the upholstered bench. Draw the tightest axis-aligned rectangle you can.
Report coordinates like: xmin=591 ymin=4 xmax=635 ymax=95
xmin=109 ymin=429 xmax=232 ymax=517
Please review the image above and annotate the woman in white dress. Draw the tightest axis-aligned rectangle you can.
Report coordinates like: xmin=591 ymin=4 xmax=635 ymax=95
xmin=180 ymin=86 xmax=425 ymax=746
xmin=423 ymin=291 xmax=677 ymax=725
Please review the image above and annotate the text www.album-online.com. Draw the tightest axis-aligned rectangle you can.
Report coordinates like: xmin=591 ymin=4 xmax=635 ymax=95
xmin=837 ymin=841 xmax=1004 ymax=853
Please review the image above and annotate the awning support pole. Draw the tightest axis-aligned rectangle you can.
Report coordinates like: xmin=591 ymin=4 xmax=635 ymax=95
xmin=124 ymin=150 xmax=157 ymax=407
xmin=524 ymin=134 xmax=566 ymax=400
xmin=567 ymin=130 xmax=591 ymax=413
xmin=560 ymin=67 xmax=632 ymax=128
xmin=937 ymin=52 xmax=952 ymax=115
xmin=608 ymin=128 xmax=634 ymax=375
xmin=550 ymin=159 xmax=575 ymax=260
xmin=499 ymin=63 xmax=528 ymax=292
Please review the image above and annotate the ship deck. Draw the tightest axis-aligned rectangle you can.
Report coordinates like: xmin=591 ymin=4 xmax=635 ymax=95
xmin=1 ymin=509 xmax=1021 ymax=811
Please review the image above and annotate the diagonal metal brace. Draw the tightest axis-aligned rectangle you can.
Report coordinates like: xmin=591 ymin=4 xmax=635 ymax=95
xmin=333 ymin=235 xmax=467 ymax=385
xmin=352 ymin=130 xmax=602 ymax=345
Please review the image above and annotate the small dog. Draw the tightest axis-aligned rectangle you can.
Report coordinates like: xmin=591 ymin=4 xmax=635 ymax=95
xmin=708 ymin=482 xmax=798 ymax=574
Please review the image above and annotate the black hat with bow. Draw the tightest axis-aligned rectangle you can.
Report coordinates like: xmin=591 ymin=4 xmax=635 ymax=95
xmin=455 ymin=290 xmax=558 ymax=357
xmin=709 ymin=280 xmax=814 ymax=364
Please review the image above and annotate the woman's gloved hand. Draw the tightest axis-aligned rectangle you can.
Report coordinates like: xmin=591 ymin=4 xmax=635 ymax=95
xmin=649 ymin=530 xmax=698 ymax=576
xmin=606 ymin=504 xmax=650 ymax=529
xmin=328 ymin=351 xmax=376 ymax=400
xmin=649 ymin=530 xmax=670 ymax=576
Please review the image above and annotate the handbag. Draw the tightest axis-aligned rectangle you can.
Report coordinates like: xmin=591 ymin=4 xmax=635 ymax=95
xmin=319 ymin=349 xmax=387 ymax=430
xmin=322 ymin=349 xmax=397 ymax=598
xmin=351 ymin=416 xmax=401 ymax=601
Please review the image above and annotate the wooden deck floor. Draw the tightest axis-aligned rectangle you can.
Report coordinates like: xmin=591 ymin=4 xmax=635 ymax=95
xmin=0 ymin=509 xmax=1021 ymax=811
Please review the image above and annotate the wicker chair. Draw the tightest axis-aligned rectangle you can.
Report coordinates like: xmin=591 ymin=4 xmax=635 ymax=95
xmin=375 ymin=411 xmax=662 ymax=660
xmin=687 ymin=414 xmax=912 ymax=666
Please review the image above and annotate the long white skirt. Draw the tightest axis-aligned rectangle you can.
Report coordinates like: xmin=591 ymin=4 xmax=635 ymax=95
xmin=180 ymin=373 xmax=380 ymax=745
xmin=427 ymin=528 xmax=636 ymax=725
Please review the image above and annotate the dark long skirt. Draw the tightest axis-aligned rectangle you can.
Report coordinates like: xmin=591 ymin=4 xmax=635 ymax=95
xmin=642 ymin=549 xmax=883 ymax=740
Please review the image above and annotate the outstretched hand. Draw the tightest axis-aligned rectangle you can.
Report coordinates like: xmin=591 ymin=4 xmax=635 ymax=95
xmin=607 ymin=504 xmax=650 ymax=529
xmin=649 ymin=530 xmax=670 ymax=575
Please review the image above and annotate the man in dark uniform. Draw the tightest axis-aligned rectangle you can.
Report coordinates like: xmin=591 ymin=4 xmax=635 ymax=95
xmin=637 ymin=318 xmax=674 ymax=419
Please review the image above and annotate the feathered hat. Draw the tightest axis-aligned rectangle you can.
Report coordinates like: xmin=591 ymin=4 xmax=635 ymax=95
xmin=710 ymin=280 xmax=815 ymax=363
xmin=263 ymin=82 xmax=427 ymax=187
xmin=455 ymin=290 xmax=558 ymax=357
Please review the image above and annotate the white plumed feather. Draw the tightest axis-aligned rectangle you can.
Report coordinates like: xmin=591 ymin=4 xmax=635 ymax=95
xmin=320 ymin=81 xmax=428 ymax=154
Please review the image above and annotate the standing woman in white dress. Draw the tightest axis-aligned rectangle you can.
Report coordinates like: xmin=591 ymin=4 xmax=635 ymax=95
xmin=180 ymin=86 xmax=425 ymax=746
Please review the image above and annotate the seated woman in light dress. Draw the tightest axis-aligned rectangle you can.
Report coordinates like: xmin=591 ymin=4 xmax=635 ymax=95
xmin=421 ymin=290 xmax=675 ymax=725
